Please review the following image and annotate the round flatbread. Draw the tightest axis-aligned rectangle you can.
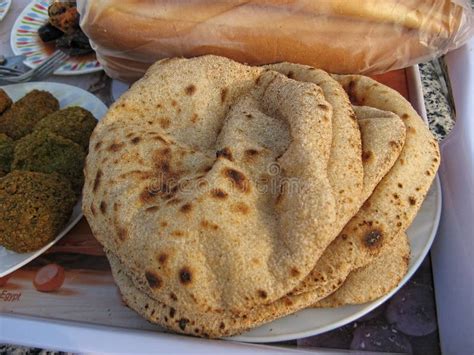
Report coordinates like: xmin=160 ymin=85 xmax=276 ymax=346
xmin=84 ymin=55 xmax=338 ymax=315
xmin=266 ymin=63 xmax=363 ymax=227
xmin=106 ymin=102 xmax=407 ymax=338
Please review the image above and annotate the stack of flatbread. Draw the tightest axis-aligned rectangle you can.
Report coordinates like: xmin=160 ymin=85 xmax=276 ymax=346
xmin=83 ymin=55 xmax=440 ymax=337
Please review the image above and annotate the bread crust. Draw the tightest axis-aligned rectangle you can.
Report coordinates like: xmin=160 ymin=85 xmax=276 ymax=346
xmin=79 ymin=0 xmax=463 ymax=78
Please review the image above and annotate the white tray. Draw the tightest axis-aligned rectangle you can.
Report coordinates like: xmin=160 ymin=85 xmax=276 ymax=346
xmin=0 ymin=64 xmax=453 ymax=353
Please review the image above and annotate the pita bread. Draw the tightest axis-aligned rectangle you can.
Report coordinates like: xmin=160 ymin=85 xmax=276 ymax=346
xmin=301 ymin=75 xmax=440 ymax=304
xmin=331 ymin=74 xmax=439 ymax=271
xmin=266 ymin=63 xmax=363 ymax=244
xmin=85 ymin=58 xmax=438 ymax=338
xmin=84 ymin=56 xmax=338 ymax=314
xmin=314 ymin=232 xmax=410 ymax=307
xmin=105 ymin=103 xmax=406 ymax=338
xmin=109 ymin=229 xmax=409 ymax=337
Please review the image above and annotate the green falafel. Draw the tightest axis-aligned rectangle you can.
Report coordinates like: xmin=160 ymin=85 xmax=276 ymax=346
xmin=12 ymin=130 xmax=86 ymax=193
xmin=34 ymin=106 xmax=97 ymax=150
xmin=0 ymin=89 xmax=12 ymax=114
xmin=0 ymin=170 xmax=76 ymax=253
xmin=0 ymin=134 xmax=14 ymax=177
xmin=0 ymin=90 xmax=59 ymax=139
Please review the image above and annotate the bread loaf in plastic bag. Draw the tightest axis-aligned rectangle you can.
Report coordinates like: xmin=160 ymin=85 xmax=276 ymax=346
xmin=77 ymin=0 xmax=474 ymax=82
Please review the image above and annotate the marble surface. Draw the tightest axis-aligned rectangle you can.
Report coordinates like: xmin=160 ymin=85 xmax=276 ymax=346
xmin=0 ymin=1 xmax=457 ymax=353
xmin=419 ymin=61 xmax=455 ymax=141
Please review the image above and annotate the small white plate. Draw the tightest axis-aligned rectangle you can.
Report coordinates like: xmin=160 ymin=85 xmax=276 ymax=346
xmin=231 ymin=178 xmax=442 ymax=343
xmin=10 ymin=0 xmax=102 ymax=75
xmin=0 ymin=0 xmax=11 ymax=22
xmin=0 ymin=82 xmax=108 ymax=278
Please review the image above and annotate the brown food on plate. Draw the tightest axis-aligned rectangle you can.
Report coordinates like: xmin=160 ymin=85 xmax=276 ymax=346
xmin=78 ymin=0 xmax=471 ymax=81
xmin=48 ymin=1 xmax=79 ymax=35
xmin=0 ymin=133 xmax=14 ymax=177
xmin=0 ymin=89 xmax=12 ymax=114
xmin=39 ymin=0 xmax=93 ymax=56
xmin=0 ymin=171 xmax=76 ymax=253
xmin=12 ymin=129 xmax=86 ymax=193
xmin=0 ymin=90 xmax=59 ymax=140
xmin=34 ymin=106 xmax=97 ymax=150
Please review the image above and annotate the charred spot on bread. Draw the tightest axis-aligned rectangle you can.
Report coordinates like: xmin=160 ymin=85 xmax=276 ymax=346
xmin=146 ymin=206 xmax=160 ymax=212
xmin=131 ymin=137 xmax=141 ymax=144
xmin=364 ymin=230 xmax=383 ymax=249
xmin=216 ymin=147 xmax=233 ymax=161
xmin=220 ymin=88 xmax=228 ymax=103
xmin=210 ymin=189 xmax=228 ymax=199
xmin=117 ymin=227 xmax=128 ymax=242
xmin=157 ymin=253 xmax=168 ymax=265
xmin=200 ymin=219 xmax=218 ymax=230
xmin=94 ymin=141 xmax=102 ymax=151
xmin=222 ymin=168 xmax=250 ymax=193
xmin=159 ymin=118 xmax=171 ymax=129
xmin=362 ymin=151 xmax=373 ymax=162
xmin=180 ymin=203 xmax=193 ymax=213
xmin=290 ymin=267 xmax=300 ymax=277
xmin=145 ymin=271 xmax=162 ymax=289
xmin=244 ymin=149 xmax=259 ymax=160
xmin=100 ymin=201 xmax=107 ymax=214
xmin=178 ymin=318 xmax=189 ymax=331
xmin=108 ymin=142 xmax=125 ymax=152
xmin=231 ymin=202 xmax=250 ymax=214
xmin=179 ymin=267 xmax=192 ymax=285
xmin=185 ymin=84 xmax=196 ymax=96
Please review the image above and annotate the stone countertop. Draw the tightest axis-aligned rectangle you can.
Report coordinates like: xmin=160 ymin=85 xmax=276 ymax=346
xmin=419 ymin=60 xmax=455 ymax=141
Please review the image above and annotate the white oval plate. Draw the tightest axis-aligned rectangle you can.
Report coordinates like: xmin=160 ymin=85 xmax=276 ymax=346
xmin=0 ymin=82 xmax=108 ymax=278
xmin=231 ymin=177 xmax=442 ymax=343
xmin=0 ymin=0 xmax=11 ymax=22
xmin=10 ymin=0 xmax=102 ymax=75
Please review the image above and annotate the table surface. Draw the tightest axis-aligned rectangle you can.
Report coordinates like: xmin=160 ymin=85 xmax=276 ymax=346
xmin=0 ymin=1 xmax=455 ymax=354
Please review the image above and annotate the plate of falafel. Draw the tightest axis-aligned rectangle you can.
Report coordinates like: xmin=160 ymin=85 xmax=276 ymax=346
xmin=0 ymin=82 xmax=107 ymax=277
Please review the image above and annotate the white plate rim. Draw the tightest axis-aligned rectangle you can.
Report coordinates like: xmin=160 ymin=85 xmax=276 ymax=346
xmin=0 ymin=81 xmax=107 ymax=278
xmin=230 ymin=176 xmax=442 ymax=343
xmin=9 ymin=0 xmax=102 ymax=76
xmin=0 ymin=0 xmax=12 ymax=22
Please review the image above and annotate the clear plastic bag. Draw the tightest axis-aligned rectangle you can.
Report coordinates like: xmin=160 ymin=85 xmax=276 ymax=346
xmin=77 ymin=0 xmax=474 ymax=82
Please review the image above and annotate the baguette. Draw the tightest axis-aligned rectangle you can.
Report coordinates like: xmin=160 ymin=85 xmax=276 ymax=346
xmin=78 ymin=0 xmax=469 ymax=78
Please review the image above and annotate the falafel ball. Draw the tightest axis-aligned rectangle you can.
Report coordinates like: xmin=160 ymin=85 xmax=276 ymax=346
xmin=12 ymin=130 xmax=85 ymax=193
xmin=0 ymin=89 xmax=12 ymax=114
xmin=0 ymin=90 xmax=59 ymax=140
xmin=34 ymin=107 xmax=97 ymax=150
xmin=0 ymin=170 xmax=76 ymax=253
xmin=0 ymin=134 xmax=14 ymax=177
